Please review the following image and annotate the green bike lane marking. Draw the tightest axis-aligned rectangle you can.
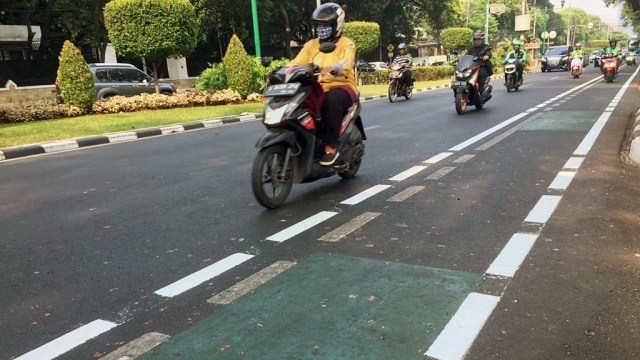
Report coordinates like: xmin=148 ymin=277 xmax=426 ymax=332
xmin=139 ymin=253 xmax=481 ymax=359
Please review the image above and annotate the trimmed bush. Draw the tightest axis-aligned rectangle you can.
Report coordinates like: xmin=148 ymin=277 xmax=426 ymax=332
xmin=56 ymin=40 xmax=95 ymax=113
xmin=196 ymin=63 xmax=227 ymax=92
xmin=223 ymin=34 xmax=254 ymax=98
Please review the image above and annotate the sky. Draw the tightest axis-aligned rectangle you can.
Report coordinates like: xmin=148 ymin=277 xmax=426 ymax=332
xmin=548 ymin=0 xmax=636 ymax=36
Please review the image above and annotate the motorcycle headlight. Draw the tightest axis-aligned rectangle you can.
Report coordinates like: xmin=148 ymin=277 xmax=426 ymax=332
xmin=456 ymin=69 xmax=472 ymax=79
xmin=283 ymin=91 xmax=306 ymax=118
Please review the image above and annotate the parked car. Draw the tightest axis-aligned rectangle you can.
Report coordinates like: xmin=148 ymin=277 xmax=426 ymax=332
xmin=356 ymin=60 xmax=374 ymax=72
xmin=368 ymin=61 xmax=388 ymax=71
xmin=56 ymin=63 xmax=176 ymax=104
xmin=541 ymin=45 xmax=570 ymax=72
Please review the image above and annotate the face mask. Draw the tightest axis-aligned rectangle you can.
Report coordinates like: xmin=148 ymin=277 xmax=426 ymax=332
xmin=316 ymin=25 xmax=333 ymax=40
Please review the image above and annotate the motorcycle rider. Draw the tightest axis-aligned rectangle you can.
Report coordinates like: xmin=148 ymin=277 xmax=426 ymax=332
xmin=466 ymin=30 xmax=493 ymax=100
xmin=571 ymin=42 xmax=585 ymax=59
xmin=602 ymin=38 xmax=621 ymax=73
xmin=392 ymin=43 xmax=414 ymax=89
xmin=288 ymin=2 xmax=356 ymax=166
xmin=503 ymin=39 xmax=527 ymax=85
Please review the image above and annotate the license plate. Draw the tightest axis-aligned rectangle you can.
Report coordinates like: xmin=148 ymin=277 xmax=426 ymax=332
xmin=264 ymin=83 xmax=301 ymax=97
xmin=451 ymin=81 xmax=466 ymax=87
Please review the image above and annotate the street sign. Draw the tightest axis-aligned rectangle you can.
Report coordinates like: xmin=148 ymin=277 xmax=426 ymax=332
xmin=386 ymin=43 xmax=394 ymax=52
xmin=489 ymin=3 xmax=506 ymax=15
xmin=541 ymin=31 xmax=549 ymax=39
xmin=549 ymin=31 xmax=557 ymax=39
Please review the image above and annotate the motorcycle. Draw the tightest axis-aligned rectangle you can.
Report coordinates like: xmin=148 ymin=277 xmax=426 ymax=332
xmin=626 ymin=53 xmax=636 ymax=66
xmin=252 ymin=49 xmax=366 ymax=209
xmin=570 ymin=57 xmax=583 ymax=78
xmin=387 ymin=62 xmax=412 ymax=103
xmin=503 ymin=57 xmax=521 ymax=92
xmin=601 ymin=53 xmax=618 ymax=83
xmin=451 ymin=54 xmax=492 ymax=115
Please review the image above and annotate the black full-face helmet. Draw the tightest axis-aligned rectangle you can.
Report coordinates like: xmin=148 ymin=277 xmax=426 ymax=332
xmin=312 ymin=3 xmax=345 ymax=41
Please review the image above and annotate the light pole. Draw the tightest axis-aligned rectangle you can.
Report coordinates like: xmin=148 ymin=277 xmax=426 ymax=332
xmin=250 ymin=0 xmax=261 ymax=58
xmin=484 ymin=0 xmax=489 ymax=39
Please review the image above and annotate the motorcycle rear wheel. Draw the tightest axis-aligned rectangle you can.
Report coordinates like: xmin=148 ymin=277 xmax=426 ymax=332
xmin=388 ymin=82 xmax=398 ymax=103
xmin=455 ymin=92 xmax=467 ymax=115
xmin=251 ymin=144 xmax=293 ymax=209
xmin=405 ymin=87 xmax=413 ymax=100
xmin=338 ymin=143 xmax=365 ymax=179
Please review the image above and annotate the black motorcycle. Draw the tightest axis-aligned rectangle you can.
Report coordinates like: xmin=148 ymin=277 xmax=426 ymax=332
xmin=252 ymin=47 xmax=366 ymax=209
xmin=451 ymin=54 xmax=493 ymax=115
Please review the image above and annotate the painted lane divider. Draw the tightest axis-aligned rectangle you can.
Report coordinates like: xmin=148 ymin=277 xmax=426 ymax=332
xmin=485 ymin=233 xmax=539 ymax=278
xmin=425 ymin=292 xmax=500 ymax=360
xmin=155 ymin=253 xmax=255 ymax=298
xmin=266 ymin=211 xmax=337 ymax=242
xmin=15 ymin=319 xmax=118 ymax=360
xmin=318 ymin=212 xmax=381 ymax=242
xmin=340 ymin=184 xmax=391 ymax=205
xmin=523 ymin=195 xmax=563 ymax=224
xmin=389 ymin=165 xmax=428 ymax=181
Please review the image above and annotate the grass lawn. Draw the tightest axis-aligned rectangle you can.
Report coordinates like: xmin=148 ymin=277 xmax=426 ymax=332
xmin=0 ymin=78 xmax=452 ymax=148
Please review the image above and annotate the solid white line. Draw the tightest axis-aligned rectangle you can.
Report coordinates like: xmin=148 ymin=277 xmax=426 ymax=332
xmin=155 ymin=253 xmax=254 ymax=297
xmin=485 ymin=233 xmax=539 ymax=277
xmin=425 ymin=292 xmax=500 ymax=360
xmin=449 ymin=113 xmax=527 ymax=151
xmin=16 ymin=319 xmax=118 ymax=360
xmin=424 ymin=152 xmax=454 ymax=164
xmin=389 ymin=166 xmax=427 ymax=181
xmin=266 ymin=211 xmax=337 ymax=242
xmin=574 ymin=112 xmax=610 ymax=156
xmin=340 ymin=184 xmax=391 ymax=205
xmin=524 ymin=195 xmax=562 ymax=224
xmin=548 ymin=171 xmax=576 ymax=191
xmin=563 ymin=156 xmax=584 ymax=170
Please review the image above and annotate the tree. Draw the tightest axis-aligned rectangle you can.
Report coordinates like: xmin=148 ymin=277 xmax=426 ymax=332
xmin=223 ymin=34 xmax=253 ymax=98
xmin=55 ymin=0 xmax=110 ymax=62
xmin=441 ymin=27 xmax=474 ymax=53
xmin=56 ymin=40 xmax=95 ymax=113
xmin=342 ymin=22 xmax=380 ymax=57
xmin=103 ymin=0 xmax=198 ymax=92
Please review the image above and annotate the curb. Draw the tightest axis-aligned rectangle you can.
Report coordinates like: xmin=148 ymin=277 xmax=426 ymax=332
xmin=630 ymin=110 xmax=640 ymax=165
xmin=0 ymin=72 xmax=543 ymax=163
xmin=0 ymin=113 xmax=262 ymax=162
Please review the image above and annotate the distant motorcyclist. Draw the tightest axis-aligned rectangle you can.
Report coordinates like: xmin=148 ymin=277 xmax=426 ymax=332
xmin=392 ymin=43 xmax=413 ymax=89
xmin=466 ymin=30 xmax=493 ymax=99
xmin=503 ymin=39 xmax=527 ymax=85
xmin=602 ymin=38 xmax=621 ymax=73
xmin=571 ymin=42 xmax=585 ymax=59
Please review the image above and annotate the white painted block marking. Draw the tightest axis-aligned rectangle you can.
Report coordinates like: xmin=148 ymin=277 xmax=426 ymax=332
xmin=160 ymin=125 xmax=185 ymax=135
xmin=106 ymin=132 xmax=137 ymax=143
xmin=563 ymin=156 xmax=584 ymax=170
xmin=0 ymin=151 xmax=5 ymax=161
xmin=239 ymin=114 xmax=258 ymax=121
xmin=424 ymin=152 xmax=454 ymax=164
xmin=42 ymin=141 xmax=79 ymax=153
xmin=202 ymin=119 xmax=223 ymax=127
xmin=155 ymin=253 xmax=254 ymax=297
xmin=266 ymin=211 xmax=337 ymax=242
xmin=340 ymin=184 xmax=391 ymax=205
xmin=485 ymin=233 xmax=539 ymax=277
xmin=318 ymin=212 xmax=381 ymax=242
xmin=101 ymin=332 xmax=170 ymax=360
xmin=548 ymin=171 xmax=576 ymax=191
xmin=427 ymin=166 xmax=456 ymax=180
xmin=425 ymin=292 xmax=500 ymax=360
xmin=524 ymin=195 xmax=562 ymax=224
xmin=387 ymin=186 xmax=425 ymax=202
xmin=389 ymin=166 xmax=427 ymax=181
xmin=16 ymin=319 xmax=118 ymax=360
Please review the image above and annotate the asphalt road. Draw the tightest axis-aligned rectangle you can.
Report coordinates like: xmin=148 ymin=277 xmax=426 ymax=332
xmin=2 ymin=63 xmax=640 ymax=360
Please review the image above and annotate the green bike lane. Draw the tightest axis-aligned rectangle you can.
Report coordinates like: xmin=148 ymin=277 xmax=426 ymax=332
xmin=137 ymin=253 xmax=480 ymax=359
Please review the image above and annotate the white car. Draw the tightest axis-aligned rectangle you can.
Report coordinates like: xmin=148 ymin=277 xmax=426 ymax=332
xmin=368 ymin=61 xmax=388 ymax=71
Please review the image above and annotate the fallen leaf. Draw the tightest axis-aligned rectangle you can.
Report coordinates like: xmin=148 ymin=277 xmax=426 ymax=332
xmin=368 ymin=295 xmax=376 ymax=302
xmin=220 ymin=344 xmax=231 ymax=351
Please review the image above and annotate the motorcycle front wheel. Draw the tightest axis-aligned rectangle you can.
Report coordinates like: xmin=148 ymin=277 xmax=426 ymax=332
xmin=404 ymin=85 xmax=413 ymax=100
xmin=251 ymin=144 xmax=293 ymax=209
xmin=388 ymin=82 xmax=398 ymax=103
xmin=455 ymin=92 xmax=467 ymax=115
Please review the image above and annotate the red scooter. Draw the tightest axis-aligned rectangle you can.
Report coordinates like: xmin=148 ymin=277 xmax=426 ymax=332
xmin=601 ymin=53 xmax=618 ymax=83
xmin=387 ymin=63 xmax=412 ymax=103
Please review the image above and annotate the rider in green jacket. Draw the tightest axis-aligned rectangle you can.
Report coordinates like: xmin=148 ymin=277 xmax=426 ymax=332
xmin=503 ymin=40 xmax=527 ymax=85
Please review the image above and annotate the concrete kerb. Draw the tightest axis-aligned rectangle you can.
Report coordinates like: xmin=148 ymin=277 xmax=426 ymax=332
xmin=629 ymin=110 xmax=640 ymax=165
xmin=0 ymin=72 xmax=542 ymax=163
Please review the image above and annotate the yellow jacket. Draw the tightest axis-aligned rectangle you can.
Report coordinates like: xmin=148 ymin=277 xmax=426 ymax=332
xmin=289 ymin=36 xmax=357 ymax=93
